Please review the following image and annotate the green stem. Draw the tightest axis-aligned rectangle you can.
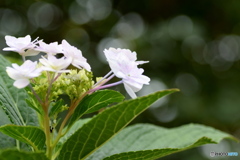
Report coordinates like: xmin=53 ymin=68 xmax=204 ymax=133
xmin=16 ymin=140 xmax=20 ymax=150
xmin=58 ymin=92 xmax=88 ymax=134
xmin=51 ymin=101 xmax=75 ymax=149
xmin=51 ymin=92 xmax=89 ymax=152
xmin=46 ymin=73 xmax=54 ymax=102
xmin=43 ymin=104 xmax=52 ymax=159
xmin=42 ymin=72 xmax=62 ymax=160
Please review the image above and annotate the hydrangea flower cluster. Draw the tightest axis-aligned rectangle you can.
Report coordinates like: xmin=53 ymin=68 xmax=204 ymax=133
xmin=3 ymin=35 xmax=150 ymax=98
xmin=2 ymin=35 xmax=151 ymax=159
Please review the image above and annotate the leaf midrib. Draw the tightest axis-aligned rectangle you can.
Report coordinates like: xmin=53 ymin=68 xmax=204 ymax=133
xmin=80 ymin=98 xmax=152 ymax=159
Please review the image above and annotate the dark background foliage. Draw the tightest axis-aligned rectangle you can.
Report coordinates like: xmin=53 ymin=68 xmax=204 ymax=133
xmin=1 ymin=0 xmax=240 ymax=159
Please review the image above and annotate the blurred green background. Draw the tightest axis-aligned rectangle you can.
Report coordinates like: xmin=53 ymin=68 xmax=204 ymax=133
xmin=1 ymin=0 xmax=240 ymax=159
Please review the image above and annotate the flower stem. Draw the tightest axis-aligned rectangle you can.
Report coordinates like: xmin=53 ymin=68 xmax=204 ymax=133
xmin=28 ymin=83 xmax=43 ymax=105
xmin=93 ymin=71 xmax=113 ymax=87
xmin=51 ymin=91 xmax=89 ymax=153
xmin=16 ymin=140 xmax=20 ymax=150
xmin=43 ymin=103 xmax=52 ymax=159
xmin=90 ymin=80 xmax=123 ymax=93
xmin=22 ymin=56 xmax=26 ymax=62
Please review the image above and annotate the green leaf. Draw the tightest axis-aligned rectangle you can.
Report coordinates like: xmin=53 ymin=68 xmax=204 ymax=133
xmin=0 ymin=125 xmax=46 ymax=151
xmin=56 ymin=118 xmax=91 ymax=152
xmin=87 ymin=123 xmax=237 ymax=160
xmin=59 ymin=118 xmax=91 ymax=146
xmin=103 ymin=149 xmax=179 ymax=160
xmin=68 ymin=90 xmax=125 ymax=127
xmin=0 ymin=55 xmax=37 ymax=126
xmin=58 ymin=89 xmax=179 ymax=160
xmin=0 ymin=149 xmax=48 ymax=160
xmin=0 ymin=107 xmax=16 ymax=149
xmin=26 ymin=97 xmax=43 ymax=115
xmin=49 ymin=99 xmax=65 ymax=118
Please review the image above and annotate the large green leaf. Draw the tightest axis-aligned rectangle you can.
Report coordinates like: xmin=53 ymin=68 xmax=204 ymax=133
xmin=0 ymin=149 xmax=48 ymax=160
xmin=0 ymin=125 xmax=46 ymax=151
xmin=0 ymin=107 xmax=15 ymax=149
xmin=58 ymin=89 xmax=179 ymax=160
xmin=0 ymin=55 xmax=37 ymax=126
xmin=87 ymin=123 xmax=237 ymax=160
xmin=56 ymin=118 xmax=91 ymax=153
xmin=59 ymin=118 xmax=91 ymax=146
xmin=0 ymin=55 xmax=38 ymax=150
xmin=68 ymin=90 xmax=125 ymax=127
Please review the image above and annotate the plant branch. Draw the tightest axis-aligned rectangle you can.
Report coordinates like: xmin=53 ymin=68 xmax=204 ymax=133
xmin=43 ymin=102 xmax=52 ymax=159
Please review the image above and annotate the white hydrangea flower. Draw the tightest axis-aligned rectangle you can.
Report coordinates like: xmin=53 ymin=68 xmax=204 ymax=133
xmin=104 ymin=48 xmax=150 ymax=98
xmin=39 ymin=55 xmax=71 ymax=73
xmin=3 ymin=35 xmax=39 ymax=56
xmin=6 ymin=60 xmax=42 ymax=88
xmin=61 ymin=40 xmax=91 ymax=72
xmin=104 ymin=47 xmax=148 ymax=65
xmin=36 ymin=41 xmax=63 ymax=55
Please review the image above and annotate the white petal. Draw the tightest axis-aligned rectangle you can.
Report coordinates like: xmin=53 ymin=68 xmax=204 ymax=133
xmin=130 ymin=74 xmax=150 ymax=85
xmin=124 ymin=80 xmax=142 ymax=92
xmin=11 ymin=63 xmax=21 ymax=70
xmin=62 ymin=39 xmax=91 ymax=71
xmin=124 ymin=83 xmax=137 ymax=99
xmin=115 ymin=71 xmax=126 ymax=79
xmin=3 ymin=35 xmax=38 ymax=56
xmin=13 ymin=79 xmax=30 ymax=88
xmin=41 ymin=66 xmax=56 ymax=72
xmin=2 ymin=47 xmax=17 ymax=52
xmin=56 ymin=69 xmax=70 ymax=73
xmin=37 ymin=41 xmax=62 ymax=55
xmin=57 ymin=56 xmax=72 ymax=69
xmin=21 ymin=60 xmax=36 ymax=68
xmin=39 ymin=56 xmax=51 ymax=67
xmin=28 ymin=68 xmax=42 ymax=78
xmin=6 ymin=67 xmax=23 ymax=80
xmin=61 ymin=40 xmax=73 ymax=56
xmin=5 ymin=35 xmax=17 ymax=47
xmin=72 ymin=60 xmax=91 ymax=71
xmin=22 ymin=35 xmax=31 ymax=43
xmin=40 ymin=55 xmax=71 ymax=72
xmin=136 ymin=61 xmax=149 ymax=65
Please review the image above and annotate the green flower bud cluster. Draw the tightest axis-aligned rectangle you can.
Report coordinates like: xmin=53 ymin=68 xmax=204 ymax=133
xmin=31 ymin=71 xmax=51 ymax=100
xmin=30 ymin=69 xmax=93 ymax=103
xmin=53 ymin=69 xmax=94 ymax=100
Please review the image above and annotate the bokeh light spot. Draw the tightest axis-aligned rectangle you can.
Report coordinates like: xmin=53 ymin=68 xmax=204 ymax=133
xmin=114 ymin=13 xmax=145 ymax=40
xmin=69 ymin=1 xmax=91 ymax=25
xmin=0 ymin=9 xmax=25 ymax=35
xmin=86 ymin=0 xmax=112 ymax=20
xmin=97 ymin=37 xmax=128 ymax=63
xmin=175 ymin=73 xmax=200 ymax=96
xmin=168 ymin=15 xmax=193 ymax=40
xmin=28 ymin=2 xmax=62 ymax=30
xmin=138 ymin=79 xmax=168 ymax=108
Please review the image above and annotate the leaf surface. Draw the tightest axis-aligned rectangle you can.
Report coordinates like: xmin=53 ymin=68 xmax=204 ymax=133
xmin=0 ymin=55 xmax=37 ymax=126
xmin=25 ymin=97 xmax=43 ymax=115
xmin=68 ymin=90 xmax=124 ymax=127
xmin=0 ymin=149 xmax=48 ymax=160
xmin=0 ymin=107 xmax=15 ymax=149
xmin=49 ymin=99 xmax=64 ymax=118
xmin=0 ymin=125 xmax=45 ymax=151
xmin=0 ymin=55 xmax=38 ymax=149
xmin=57 ymin=118 xmax=91 ymax=150
xmin=87 ymin=123 xmax=237 ymax=160
xmin=58 ymin=89 xmax=179 ymax=160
